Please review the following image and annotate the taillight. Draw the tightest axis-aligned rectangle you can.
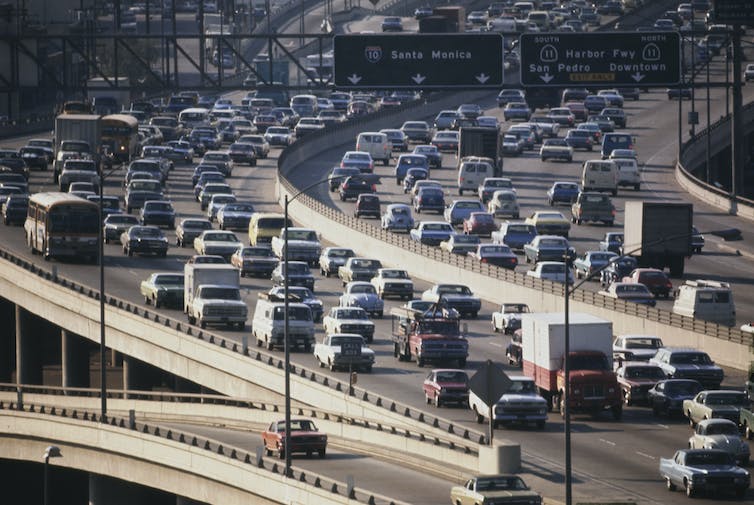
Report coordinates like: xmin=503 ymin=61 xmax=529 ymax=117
xmin=481 ymin=258 xmax=488 ymax=263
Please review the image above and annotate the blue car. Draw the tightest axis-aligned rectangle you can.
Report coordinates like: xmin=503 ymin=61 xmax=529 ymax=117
xmin=394 ymin=154 xmax=428 ymax=184
xmin=410 ymin=221 xmax=454 ymax=246
xmin=546 ymin=181 xmax=580 ymax=206
xmin=491 ymin=222 xmax=538 ymax=251
xmin=413 ymin=187 xmax=446 ymax=214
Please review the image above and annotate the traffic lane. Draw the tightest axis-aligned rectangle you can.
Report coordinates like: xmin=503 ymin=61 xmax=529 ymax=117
xmin=160 ymin=422 xmax=451 ymax=505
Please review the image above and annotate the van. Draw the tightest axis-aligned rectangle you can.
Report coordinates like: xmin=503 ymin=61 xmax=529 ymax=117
xmin=581 ymin=159 xmax=618 ymax=196
xmin=178 ymin=107 xmax=210 ymax=129
xmin=601 ymin=132 xmax=634 ymax=159
xmin=252 ymin=296 xmax=315 ymax=351
xmin=355 ymin=132 xmax=392 ymax=166
xmin=672 ymin=279 xmax=736 ymax=327
xmin=457 ymin=156 xmax=494 ymax=195
xmin=612 ymin=157 xmax=641 ymax=191
xmin=248 ymin=212 xmax=293 ymax=245
xmin=290 ymin=94 xmax=318 ymax=117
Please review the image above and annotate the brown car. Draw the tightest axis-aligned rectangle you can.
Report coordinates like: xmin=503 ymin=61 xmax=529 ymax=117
xmin=622 ymin=268 xmax=673 ymax=299
xmin=615 ymin=362 xmax=667 ymax=406
xmin=261 ymin=418 xmax=327 ymax=459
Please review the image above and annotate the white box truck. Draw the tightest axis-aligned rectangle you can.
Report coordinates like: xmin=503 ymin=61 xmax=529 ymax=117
xmin=184 ymin=263 xmax=247 ymax=329
xmin=521 ymin=312 xmax=623 ymax=419
xmin=53 ymin=113 xmax=101 ymax=182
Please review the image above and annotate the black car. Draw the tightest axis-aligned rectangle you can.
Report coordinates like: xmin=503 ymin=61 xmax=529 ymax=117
xmin=270 ymin=261 xmax=315 ymax=291
xmin=19 ymin=146 xmax=48 ymax=171
xmin=120 ymin=225 xmax=169 ymax=257
xmin=355 ymin=193 xmax=381 ymax=219
xmin=600 ymin=256 xmax=638 ymax=288
xmin=86 ymin=194 xmax=121 ymax=219
xmin=339 ymin=176 xmax=373 ymax=201
xmin=228 ymin=142 xmax=257 ymax=166
xmin=647 ymin=379 xmax=703 ymax=417
xmin=1 ymin=194 xmax=28 ymax=225
xmin=328 ymin=167 xmax=360 ymax=191
xmin=103 ymin=213 xmax=140 ymax=243
xmin=140 ymin=200 xmax=176 ymax=229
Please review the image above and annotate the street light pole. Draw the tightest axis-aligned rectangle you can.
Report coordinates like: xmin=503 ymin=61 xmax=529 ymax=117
xmin=43 ymin=445 xmax=61 ymax=505
xmin=99 ymin=158 xmax=106 ymax=421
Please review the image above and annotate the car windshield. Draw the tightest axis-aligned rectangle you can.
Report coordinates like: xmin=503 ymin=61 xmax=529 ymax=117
xmin=154 ymin=275 xmax=184 ymax=285
xmin=351 ymin=259 xmax=379 ymax=269
xmin=539 ymin=238 xmax=565 ymax=247
xmin=425 ymin=223 xmax=451 ymax=231
xmin=108 ymin=215 xmax=139 ymax=225
xmin=132 ymin=227 xmax=162 ymax=238
xmin=616 ymin=284 xmax=650 ymax=295
xmin=486 ymin=179 xmax=512 ymax=188
xmin=288 ymin=419 xmax=316 ymax=431
xmin=685 ymin=452 xmax=733 ymax=466
xmin=272 ymin=305 xmax=311 ymax=321
xmin=350 ymin=284 xmax=376 ymax=294
xmin=287 ymin=229 xmax=317 ymax=241
xmin=705 ymin=423 xmax=739 ymax=436
xmin=539 ymin=213 xmax=564 ymax=220
xmin=382 ymin=270 xmax=408 ymax=279
xmin=285 ymin=263 xmax=309 ymax=274
xmin=328 ymin=249 xmax=354 ymax=258
xmin=200 ymin=287 xmax=240 ymax=300
xmin=435 ymin=371 xmax=468 ymax=383
xmin=452 ymin=235 xmax=479 ymax=244
xmin=203 ymin=232 xmax=239 ymax=242
xmin=337 ymin=308 xmax=368 ymax=319
xmin=665 ymin=381 xmax=701 ymax=395
xmin=475 ymin=476 xmax=528 ymax=492
xmin=705 ymin=393 xmax=748 ymax=406
xmin=391 ymin=207 xmax=409 ymax=216
xmin=438 ymin=285 xmax=471 ymax=295
xmin=670 ymin=353 xmax=712 ymax=365
xmin=625 ymin=366 xmax=665 ymax=379
xmin=624 ymin=338 xmax=661 ymax=349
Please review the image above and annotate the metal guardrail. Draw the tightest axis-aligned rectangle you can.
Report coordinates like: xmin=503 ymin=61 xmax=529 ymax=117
xmin=0 ymin=398 xmax=412 ymax=505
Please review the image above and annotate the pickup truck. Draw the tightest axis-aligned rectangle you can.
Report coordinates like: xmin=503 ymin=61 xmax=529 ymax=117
xmin=313 ymin=333 xmax=375 ymax=372
xmin=370 ymin=268 xmax=414 ymax=300
xmin=322 ymin=306 xmax=375 ymax=343
xmin=270 ymin=227 xmax=321 ymax=265
xmin=491 ymin=303 xmax=530 ymax=334
xmin=421 ymin=284 xmax=481 ymax=319
xmin=468 ymin=375 xmax=547 ymax=429
xmin=570 ymin=191 xmax=615 ymax=226
xmin=338 ymin=257 xmax=382 ymax=285
xmin=684 ymin=390 xmax=749 ymax=426
xmin=659 ymin=449 xmax=749 ymax=498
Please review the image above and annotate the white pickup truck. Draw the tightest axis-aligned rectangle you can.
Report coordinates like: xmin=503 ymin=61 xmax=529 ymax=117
xmin=270 ymin=227 xmax=321 ymax=265
xmin=313 ymin=333 xmax=375 ymax=372
xmin=468 ymin=375 xmax=547 ymax=430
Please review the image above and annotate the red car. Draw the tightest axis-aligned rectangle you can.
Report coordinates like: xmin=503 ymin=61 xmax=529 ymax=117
xmin=422 ymin=368 xmax=469 ymax=407
xmin=463 ymin=212 xmax=497 ymax=237
xmin=468 ymin=244 xmax=518 ymax=269
xmin=261 ymin=418 xmax=327 ymax=459
xmin=622 ymin=268 xmax=673 ymax=299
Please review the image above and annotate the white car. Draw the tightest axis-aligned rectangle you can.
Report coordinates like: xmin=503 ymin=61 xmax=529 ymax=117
xmin=322 ymin=306 xmax=376 ymax=342
xmin=526 ymin=261 xmax=574 ymax=284
xmin=612 ymin=335 xmax=664 ymax=363
xmin=487 ymin=190 xmax=520 ymax=219
xmin=491 ymin=303 xmax=530 ymax=334
xmin=688 ymin=419 xmax=750 ymax=466
xmin=540 ymin=138 xmax=573 ymax=162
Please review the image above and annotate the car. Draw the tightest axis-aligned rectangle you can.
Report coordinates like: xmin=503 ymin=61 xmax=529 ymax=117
xmin=564 ymin=129 xmax=594 ymax=151
xmin=647 ymin=379 xmax=704 ymax=417
xmin=529 ymin=116 xmax=560 ymax=138
xmin=487 ymin=190 xmax=519 ymax=219
xmin=271 ymin=261 xmax=315 ymax=291
xmin=476 ymin=115 xmax=498 ymax=129
xmin=502 ymin=134 xmax=524 ymax=156
xmin=339 ymin=175 xmax=375 ymax=202
xmin=264 ymin=126 xmax=293 ymax=147
xmin=462 ymin=212 xmax=496 ymax=237
xmin=430 ymin=130 xmax=460 ymax=152
xmin=525 ymin=210 xmax=571 ymax=237
xmin=340 ymin=151 xmax=374 ymax=174
xmin=322 ymin=306 xmax=375 ymax=342
xmin=445 ymin=199 xmax=486 ymax=227
xmin=413 ymin=187 xmax=446 ymax=214
xmin=410 ymin=221 xmax=454 ymax=246
xmin=381 ymin=203 xmax=415 ymax=232
xmin=261 ymin=418 xmax=327 ymax=459
xmin=139 ymin=272 xmax=184 ymax=309
xmin=103 ymin=214 xmax=140 ymax=244
xmin=421 ymin=284 xmax=481 ymax=318
xmin=468 ymin=244 xmax=518 ymax=269
xmin=19 ymin=146 xmax=48 ymax=170
xmin=491 ymin=303 xmax=530 ymax=334
xmin=423 ymin=369 xmax=469 ymax=407
xmin=339 ymin=281 xmax=384 ymax=318
xmin=140 ymin=200 xmax=176 ymax=229
xmin=120 ymin=225 xmax=169 ymax=257
xmin=650 ymin=348 xmax=724 ymax=390
xmin=684 ymin=390 xmax=750 ymax=426
xmin=600 ymin=256 xmax=638 ymax=288
xmin=450 ymin=475 xmax=542 ymax=505
xmin=615 ymin=362 xmax=667 ymax=406
xmin=506 ymin=126 xmax=536 ymax=150
xmin=496 ymin=89 xmax=526 ymax=107
xmin=599 ymin=231 xmax=624 ymax=254
xmin=597 ymin=90 xmax=625 ymax=108
xmin=491 ymin=221 xmax=537 ymax=251
xmin=1 ymin=193 xmax=28 ymax=226
xmin=175 ymin=218 xmax=212 ymax=248
xmin=478 ymin=177 xmax=515 ymax=204
xmin=547 ymin=107 xmax=576 ymax=127
xmin=588 ymin=114 xmax=616 ymax=133
xmin=577 ymin=122 xmax=603 ymax=143
xmin=572 ymin=251 xmax=618 ymax=281
xmin=294 ymin=117 xmax=325 ymax=137
xmin=745 ymin=64 xmax=754 ymax=82
xmin=433 ymin=110 xmax=461 ymax=130
xmin=371 ymin=268 xmax=414 ymax=300
xmin=227 ymin=142 xmax=257 ymax=166
xmin=601 ymin=107 xmax=626 ymax=129
xmin=230 ymin=245 xmax=278 ymax=278
xmin=198 ymin=182 xmax=233 ymax=210
xmin=688 ymin=419 xmax=750 ymax=466
xmin=599 ymin=282 xmax=656 ymax=306
xmin=394 ymin=154 xmax=429 ymax=184
xmin=667 ymin=87 xmax=692 ymax=100
xmin=381 ymin=16 xmax=403 ymax=31
xmin=546 ymin=182 xmax=580 ymax=206
xmin=523 ymin=235 xmax=575 ymax=264
xmin=267 ymin=286 xmax=323 ymax=323
xmin=622 ymin=268 xmax=673 ymax=299
xmin=338 ymin=257 xmax=383 ymax=285
xmin=527 ymin=261 xmax=574 ymax=284
xmin=583 ymin=94 xmax=609 ymax=115
xmin=691 ymin=225 xmax=705 ymax=254
xmin=217 ymin=202 xmax=255 ymax=231
xmin=353 ymin=193 xmax=380 ymax=219
xmin=318 ymin=247 xmax=355 ymax=277
xmin=403 ymin=168 xmax=429 ymax=194
xmin=440 ymin=234 xmax=481 ymax=255
xmin=613 ymin=335 xmax=665 ymax=363
xmin=659 ymin=449 xmax=750 ymax=498
xmin=193 ymin=230 xmax=242 ymax=260
xmin=503 ymin=102 xmax=531 ymax=122
xmin=414 ymin=6 xmax=432 ymax=19
xmin=570 ymin=191 xmax=615 ymax=226
xmin=412 ymin=144 xmax=442 ymax=170
xmin=540 ymin=138 xmax=573 ymax=162
xmin=327 ymin=167 xmax=360 ymax=192
xmin=400 ymin=121 xmax=432 ymax=143
xmin=381 ymin=128 xmax=409 ymax=152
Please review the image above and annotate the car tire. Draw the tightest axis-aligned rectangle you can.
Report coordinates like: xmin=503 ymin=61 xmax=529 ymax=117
xmin=666 ymin=478 xmax=676 ymax=492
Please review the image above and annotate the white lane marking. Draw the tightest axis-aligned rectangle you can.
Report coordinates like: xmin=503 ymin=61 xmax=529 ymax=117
xmin=489 ymin=342 xmax=503 ymax=348
xmin=654 ymin=423 xmax=669 ymax=430
xmin=636 ymin=451 xmax=656 ymax=460
xmin=599 ymin=438 xmax=616 ymax=446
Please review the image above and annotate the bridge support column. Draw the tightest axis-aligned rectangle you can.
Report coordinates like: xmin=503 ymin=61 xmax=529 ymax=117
xmin=89 ymin=473 xmax=173 ymax=505
xmin=62 ymin=330 xmax=90 ymax=388
xmin=0 ymin=298 xmax=14 ymax=381
xmin=123 ymin=356 xmax=159 ymax=394
xmin=478 ymin=440 xmax=521 ymax=474
xmin=15 ymin=305 xmax=43 ymax=385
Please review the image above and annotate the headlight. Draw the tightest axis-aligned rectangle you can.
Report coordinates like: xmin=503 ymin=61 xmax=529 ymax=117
xmin=608 ymin=387 xmax=616 ymax=393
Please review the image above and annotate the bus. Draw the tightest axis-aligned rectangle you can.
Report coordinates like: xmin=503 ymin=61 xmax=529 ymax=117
xmin=101 ymin=113 xmax=139 ymax=163
xmin=24 ymin=192 xmax=100 ymax=262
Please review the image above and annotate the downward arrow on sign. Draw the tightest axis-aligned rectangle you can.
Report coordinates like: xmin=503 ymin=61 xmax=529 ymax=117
xmin=348 ymin=74 xmax=362 ymax=84
xmin=475 ymin=73 xmax=490 ymax=84
xmin=631 ymin=72 xmax=645 ymax=82
xmin=539 ymin=73 xmax=554 ymax=83
xmin=412 ymin=74 xmax=426 ymax=84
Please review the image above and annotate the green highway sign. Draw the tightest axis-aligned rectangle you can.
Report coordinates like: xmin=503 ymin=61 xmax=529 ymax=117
xmin=712 ymin=0 xmax=754 ymax=25
xmin=520 ymin=32 xmax=681 ymax=87
xmin=333 ymin=33 xmax=504 ymax=89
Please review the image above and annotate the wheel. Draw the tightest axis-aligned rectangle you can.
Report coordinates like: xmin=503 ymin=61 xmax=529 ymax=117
xmin=144 ymin=295 xmax=151 ymax=304
xmin=318 ymin=448 xmax=326 ymax=458
xmin=536 ymin=420 xmax=545 ymax=430
xmin=688 ymin=413 xmax=695 ymax=427
xmin=154 ymin=297 xmax=161 ymax=309
xmin=434 ymin=394 xmax=441 ymax=407
xmin=746 ymin=424 xmax=753 ymax=440
xmin=612 ymin=404 xmax=623 ymax=420
xmin=127 ymin=248 xmax=133 ymax=257
xmin=652 ymin=403 xmax=661 ymax=416
xmin=266 ymin=339 xmax=274 ymax=351
xmin=474 ymin=407 xmax=484 ymax=424
xmin=576 ymin=218 xmax=582 ymax=225
xmin=684 ymin=479 xmax=695 ymax=498
xmin=666 ymin=477 xmax=676 ymax=492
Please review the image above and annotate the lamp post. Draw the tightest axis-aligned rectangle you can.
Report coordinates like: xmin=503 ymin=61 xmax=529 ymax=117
xmin=281 ymin=173 xmax=355 ymax=477
xmin=561 ymin=227 xmax=741 ymax=505
xmin=43 ymin=445 xmax=61 ymax=505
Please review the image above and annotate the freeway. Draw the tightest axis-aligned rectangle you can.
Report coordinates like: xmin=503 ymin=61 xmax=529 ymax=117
xmin=3 ymin=7 xmax=754 ymax=505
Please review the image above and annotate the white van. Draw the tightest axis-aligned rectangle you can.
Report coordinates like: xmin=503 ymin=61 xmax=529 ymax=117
xmin=356 ymin=132 xmax=392 ymax=166
xmin=252 ymin=296 xmax=315 ymax=351
xmin=672 ymin=279 xmax=736 ymax=327
xmin=178 ymin=107 xmax=210 ymax=129
xmin=290 ymin=94 xmax=319 ymax=117
xmin=457 ymin=156 xmax=494 ymax=195
xmin=612 ymin=158 xmax=641 ymax=191
xmin=581 ymin=159 xmax=618 ymax=196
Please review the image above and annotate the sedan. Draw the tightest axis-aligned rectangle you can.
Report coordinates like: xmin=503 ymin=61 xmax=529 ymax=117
xmin=467 ymin=244 xmax=518 ymax=269
xmin=573 ymin=251 xmax=618 ymax=281
xmin=264 ymin=126 xmax=294 ymax=147
xmin=462 ymin=212 xmax=496 ymax=237
xmin=525 ymin=210 xmax=571 ymax=237
xmin=440 ymin=234 xmax=481 ymax=255
xmin=423 ymin=369 xmax=469 ymax=407
xmin=503 ymin=102 xmax=531 ymax=122
xmin=228 ymin=142 xmax=257 ymax=166
xmin=339 ymin=281 xmax=384 ymax=318
xmin=139 ymin=272 xmax=184 ymax=309
xmin=487 ymin=190 xmax=519 ymax=219
xmin=230 ymin=245 xmax=278 ymax=278
xmin=599 ymin=282 xmax=656 ymax=306
xmin=381 ymin=16 xmax=403 ymax=31
xmin=217 ymin=202 xmax=255 ymax=231
xmin=340 ymin=151 xmax=374 ymax=174
xmin=547 ymin=107 xmax=576 ymax=127
xmin=546 ymin=182 xmax=580 ymax=206
xmin=564 ymin=129 xmax=594 ymax=151
xmin=193 ymin=230 xmax=242 ymax=259
xmin=120 ymin=225 xmax=169 ymax=257
xmin=478 ymin=177 xmax=515 ymax=204
xmin=540 ymin=138 xmax=573 ymax=162
xmin=431 ymin=131 xmax=460 ymax=152
xmin=412 ymin=144 xmax=442 ymax=170
xmin=647 ymin=379 xmax=703 ymax=417
xmin=175 ymin=218 xmax=213 ymax=247
xmin=410 ymin=221 xmax=455 ymax=246
xmin=103 ymin=213 xmax=140 ymax=244
xmin=622 ymin=268 xmax=673 ymax=299
xmin=444 ymin=199 xmax=486 ymax=227
xmin=400 ymin=121 xmax=432 ymax=143
xmin=502 ymin=134 xmax=524 ymax=156
xmin=261 ymin=418 xmax=327 ymax=459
